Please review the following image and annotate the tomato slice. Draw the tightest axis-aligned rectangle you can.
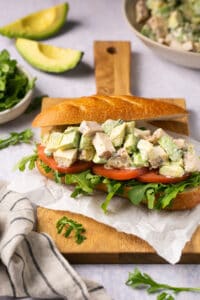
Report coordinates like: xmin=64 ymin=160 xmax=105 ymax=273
xmin=92 ymin=165 xmax=148 ymax=181
xmin=137 ymin=171 xmax=189 ymax=184
xmin=37 ymin=145 xmax=93 ymax=174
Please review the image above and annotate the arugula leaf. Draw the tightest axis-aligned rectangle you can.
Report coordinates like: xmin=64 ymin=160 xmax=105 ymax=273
xmin=126 ymin=268 xmax=200 ymax=298
xmin=25 ymin=94 xmax=48 ymax=113
xmin=39 ymin=159 xmax=52 ymax=173
xmin=157 ymin=292 xmax=175 ymax=300
xmin=127 ymin=173 xmax=200 ymax=209
xmin=0 ymin=129 xmax=33 ymax=150
xmin=128 ymin=183 xmax=160 ymax=207
xmin=54 ymin=170 xmax=63 ymax=184
xmin=146 ymin=188 xmax=156 ymax=209
xmin=65 ymin=170 xmax=101 ymax=197
xmin=56 ymin=216 xmax=86 ymax=244
xmin=157 ymin=184 xmax=186 ymax=209
xmin=101 ymin=179 xmax=122 ymax=213
xmin=15 ymin=152 xmax=38 ymax=171
xmin=157 ymin=172 xmax=200 ymax=209
xmin=0 ymin=49 xmax=36 ymax=112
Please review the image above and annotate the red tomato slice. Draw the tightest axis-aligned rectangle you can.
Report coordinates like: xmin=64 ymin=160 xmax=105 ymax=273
xmin=137 ymin=171 xmax=189 ymax=184
xmin=37 ymin=145 xmax=93 ymax=174
xmin=92 ymin=165 xmax=148 ymax=181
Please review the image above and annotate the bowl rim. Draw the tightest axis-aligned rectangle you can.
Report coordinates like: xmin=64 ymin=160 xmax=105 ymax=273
xmin=0 ymin=64 xmax=34 ymax=116
xmin=123 ymin=0 xmax=200 ymax=57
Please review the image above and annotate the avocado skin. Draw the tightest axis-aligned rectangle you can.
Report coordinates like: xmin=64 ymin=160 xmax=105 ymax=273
xmin=0 ymin=3 xmax=69 ymax=40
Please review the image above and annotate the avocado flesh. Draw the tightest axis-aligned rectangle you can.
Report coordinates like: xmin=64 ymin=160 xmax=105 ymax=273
xmin=59 ymin=131 xmax=80 ymax=150
xmin=0 ymin=3 xmax=68 ymax=40
xmin=16 ymin=38 xmax=83 ymax=73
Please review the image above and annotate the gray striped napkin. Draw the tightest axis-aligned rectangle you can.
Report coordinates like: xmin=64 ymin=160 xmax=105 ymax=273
xmin=0 ymin=182 xmax=111 ymax=300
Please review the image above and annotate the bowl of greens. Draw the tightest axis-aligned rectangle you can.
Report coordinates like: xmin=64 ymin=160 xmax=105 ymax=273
xmin=124 ymin=0 xmax=200 ymax=69
xmin=0 ymin=49 xmax=35 ymax=124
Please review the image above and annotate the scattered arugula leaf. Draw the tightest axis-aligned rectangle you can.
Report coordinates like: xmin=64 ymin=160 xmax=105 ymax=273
xmin=126 ymin=268 xmax=200 ymax=299
xmin=0 ymin=129 xmax=33 ymax=150
xmin=16 ymin=151 xmax=38 ymax=171
xmin=0 ymin=49 xmax=36 ymax=111
xmin=25 ymin=94 xmax=48 ymax=113
xmin=157 ymin=292 xmax=175 ymax=300
xmin=56 ymin=216 xmax=86 ymax=244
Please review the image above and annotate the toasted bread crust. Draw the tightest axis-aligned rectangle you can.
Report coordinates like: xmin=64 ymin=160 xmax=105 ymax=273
xmin=36 ymin=160 xmax=200 ymax=211
xmin=32 ymin=95 xmax=187 ymax=127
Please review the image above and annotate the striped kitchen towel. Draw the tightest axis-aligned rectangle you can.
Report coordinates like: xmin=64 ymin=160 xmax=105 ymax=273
xmin=0 ymin=182 xmax=111 ymax=300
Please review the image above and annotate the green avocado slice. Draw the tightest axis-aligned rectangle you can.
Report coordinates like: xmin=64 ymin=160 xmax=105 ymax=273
xmin=0 ymin=2 xmax=68 ymax=40
xmin=16 ymin=38 xmax=84 ymax=73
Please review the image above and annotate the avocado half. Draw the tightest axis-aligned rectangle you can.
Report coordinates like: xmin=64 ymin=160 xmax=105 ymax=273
xmin=16 ymin=38 xmax=83 ymax=73
xmin=0 ymin=3 xmax=68 ymax=40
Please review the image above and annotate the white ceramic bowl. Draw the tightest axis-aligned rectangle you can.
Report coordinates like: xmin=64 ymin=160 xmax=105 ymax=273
xmin=124 ymin=0 xmax=200 ymax=69
xmin=0 ymin=65 xmax=34 ymax=124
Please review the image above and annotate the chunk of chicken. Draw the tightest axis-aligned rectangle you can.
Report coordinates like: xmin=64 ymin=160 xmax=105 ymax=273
xmin=106 ymin=148 xmax=132 ymax=169
xmin=148 ymin=146 xmax=168 ymax=169
xmin=53 ymin=149 xmax=78 ymax=168
xmin=134 ymin=128 xmax=151 ymax=139
xmin=148 ymin=16 xmax=167 ymax=39
xmin=136 ymin=0 xmax=149 ymax=23
xmin=79 ymin=121 xmax=103 ymax=136
xmin=92 ymin=132 xmax=115 ymax=159
xmin=184 ymin=152 xmax=200 ymax=173
xmin=173 ymin=138 xmax=187 ymax=150
xmin=148 ymin=128 xmax=167 ymax=144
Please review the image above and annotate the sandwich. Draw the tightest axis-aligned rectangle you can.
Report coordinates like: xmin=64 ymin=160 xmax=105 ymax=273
xmin=24 ymin=95 xmax=200 ymax=212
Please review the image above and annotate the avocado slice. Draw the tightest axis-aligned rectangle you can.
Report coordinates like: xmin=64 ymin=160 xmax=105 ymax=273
xmin=16 ymin=38 xmax=83 ymax=73
xmin=59 ymin=131 xmax=80 ymax=150
xmin=0 ymin=3 xmax=68 ymax=40
xmin=159 ymin=163 xmax=185 ymax=178
xmin=158 ymin=135 xmax=182 ymax=162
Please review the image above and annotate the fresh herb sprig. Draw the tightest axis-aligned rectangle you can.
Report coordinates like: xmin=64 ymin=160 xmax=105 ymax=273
xmin=126 ymin=268 xmax=200 ymax=299
xmin=0 ymin=129 xmax=33 ymax=150
xmin=56 ymin=216 xmax=86 ymax=244
xmin=15 ymin=150 xmax=38 ymax=171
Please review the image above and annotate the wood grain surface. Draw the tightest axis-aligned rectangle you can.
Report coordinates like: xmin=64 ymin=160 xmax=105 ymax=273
xmin=37 ymin=41 xmax=200 ymax=263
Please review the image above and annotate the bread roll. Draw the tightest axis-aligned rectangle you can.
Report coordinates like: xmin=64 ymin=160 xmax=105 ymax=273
xmin=32 ymin=94 xmax=188 ymax=127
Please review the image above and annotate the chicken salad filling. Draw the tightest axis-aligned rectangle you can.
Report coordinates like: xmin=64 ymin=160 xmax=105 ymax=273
xmin=136 ymin=0 xmax=200 ymax=53
xmin=41 ymin=119 xmax=200 ymax=178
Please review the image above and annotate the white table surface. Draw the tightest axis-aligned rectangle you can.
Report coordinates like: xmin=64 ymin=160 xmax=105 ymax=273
xmin=0 ymin=0 xmax=200 ymax=299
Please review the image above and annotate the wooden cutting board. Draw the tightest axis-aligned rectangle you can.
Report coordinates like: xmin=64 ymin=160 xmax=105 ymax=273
xmin=37 ymin=41 xmax=200 ymax=263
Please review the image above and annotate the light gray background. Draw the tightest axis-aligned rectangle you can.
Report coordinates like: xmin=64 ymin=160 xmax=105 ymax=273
xmin=0 ymin=0 xmax=200 ymax=299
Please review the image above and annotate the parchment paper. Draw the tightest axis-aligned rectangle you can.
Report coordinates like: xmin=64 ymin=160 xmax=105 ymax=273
xmin=1 ymin=126 xmax=200 ymax=264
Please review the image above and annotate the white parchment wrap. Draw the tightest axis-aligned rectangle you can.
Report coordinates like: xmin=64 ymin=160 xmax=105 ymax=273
xmin=1 ymin=126 xmax=200 ymax=264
